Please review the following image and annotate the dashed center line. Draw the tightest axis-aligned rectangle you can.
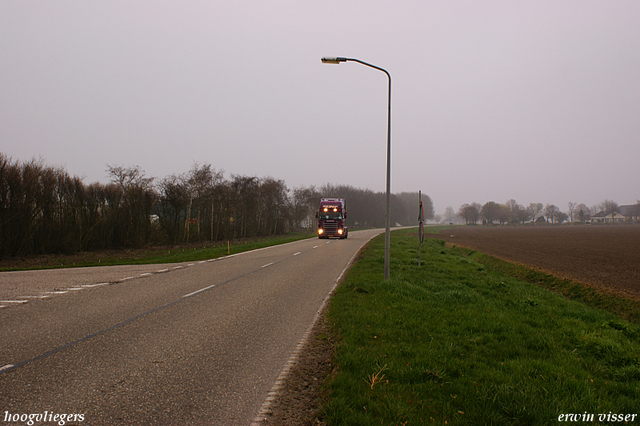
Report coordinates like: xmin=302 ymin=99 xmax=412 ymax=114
xmin=2 ymin=237 xmax=324 ymax=311
xmin=182 ymin=284 xmax=217 ymax=299
xmin=1 ymin=238 xmax=346 ymax=372
xmin=1 ymin=259 xmax=214 ymax=311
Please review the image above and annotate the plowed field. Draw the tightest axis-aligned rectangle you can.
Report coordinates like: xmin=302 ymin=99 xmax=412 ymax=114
xmin=426 ymin=225 xmax=640 ymax=301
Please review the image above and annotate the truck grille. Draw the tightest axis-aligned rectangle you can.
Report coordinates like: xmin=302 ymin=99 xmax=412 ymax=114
xmin=323 ymin=222 xmax=338 ymax=231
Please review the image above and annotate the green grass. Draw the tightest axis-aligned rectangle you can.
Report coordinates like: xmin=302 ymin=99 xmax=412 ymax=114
xmin=323 ymin=228 xmax=640 ymax=425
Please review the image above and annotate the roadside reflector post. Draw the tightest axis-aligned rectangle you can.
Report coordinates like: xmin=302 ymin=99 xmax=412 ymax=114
xmin=418 ymin=191 xmax=425 ymax=267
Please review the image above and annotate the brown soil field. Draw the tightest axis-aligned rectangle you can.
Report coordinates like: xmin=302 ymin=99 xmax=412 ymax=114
xmin=425 ymin=225 xmax=640 ymax=301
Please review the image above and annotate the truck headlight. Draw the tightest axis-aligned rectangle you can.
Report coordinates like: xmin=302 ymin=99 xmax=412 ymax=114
xmin=318 ymin=229 xmax=324 ymax=235
xmin=338 ymin=229 xmax=343 ymax=235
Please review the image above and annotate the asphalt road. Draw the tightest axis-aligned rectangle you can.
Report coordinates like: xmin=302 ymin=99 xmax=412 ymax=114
xmin=0 ymin=229 xmax=383 ymax=425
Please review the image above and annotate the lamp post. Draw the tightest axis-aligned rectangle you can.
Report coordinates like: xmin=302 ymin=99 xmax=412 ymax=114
xmin=321 ymin=57 xmax=391 ymax=280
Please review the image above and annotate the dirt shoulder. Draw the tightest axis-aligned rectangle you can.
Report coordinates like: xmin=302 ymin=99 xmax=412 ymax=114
xmin=258 ymin=314 xmax=333 ymax=426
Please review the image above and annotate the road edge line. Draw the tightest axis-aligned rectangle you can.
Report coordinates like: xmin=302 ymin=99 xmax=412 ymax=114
xmin=250 ymin=231 xmax=380 ymax=425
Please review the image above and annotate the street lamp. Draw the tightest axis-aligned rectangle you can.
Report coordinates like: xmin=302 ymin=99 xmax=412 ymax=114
xmin=321 ymin=56 xmax=392 ymax=280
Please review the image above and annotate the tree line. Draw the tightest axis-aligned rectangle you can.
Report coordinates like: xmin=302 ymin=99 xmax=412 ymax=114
xmin=446 ymin=199 xmax=640 ymax=225
xmin=0 ymin=153 xmax=433 ymax=257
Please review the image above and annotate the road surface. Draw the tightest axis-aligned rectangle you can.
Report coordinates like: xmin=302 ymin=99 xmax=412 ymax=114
xmin=0 ymin=229 xmax=383 ymax=425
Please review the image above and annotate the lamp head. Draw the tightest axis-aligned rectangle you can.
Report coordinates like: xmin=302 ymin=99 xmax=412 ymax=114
xmin=321 ymin=57 xmax=347 ymax=64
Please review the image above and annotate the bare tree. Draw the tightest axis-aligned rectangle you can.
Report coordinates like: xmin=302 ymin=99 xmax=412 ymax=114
xmin=543 ymin=204 xmax=560 ymax=224
xmin=505 ymin=199 xmax=518 ymax=213
xmin=291 ymin=186 xmax=320 ymax=230
xmin=598 ymin=199 xmax=619 ymax=214
xmin=503 ymin=200 xmax=530 ymax=224
xmin=567 ymin=202 xmax=577 ymax=223
xmin=107 ymin=165 xmax=156 ymax=247
xmin=230 ymin=175 xmax=260 ymax=238
xmin=258 ymin=177 xmax=288 ymax=235
xmin=183 ymin=163 xmax=224 ymax=242
xmin=527 ymin=203 xmax=544 ymax=223
xmin=157 ymin=174 xmax=188 ymax=244
xmin=457 ymin=203 xmax=481 ymax=225
xmin=497 ymin=204 xmax=511 ymax=225
xmin=481 ymin=201 xmax=502 ymax=224
xmin=443 ymin=206 xmax=455 ymax=223
xmin=555 ymin=211 xmax=569 ymax=223
xmin=513 ymin=204 xmax=531 ymax=224
xmin=575 ymin=203 xmax=590 ymax=222
xmin=2 ymin=151 xmax=442 ymax=256
xmin=395 ymin=192 xmax=434 ymax=226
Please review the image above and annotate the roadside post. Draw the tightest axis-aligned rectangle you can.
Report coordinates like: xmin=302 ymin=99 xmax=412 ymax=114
xmin=418 ymin=191 xmax=424 ymax=266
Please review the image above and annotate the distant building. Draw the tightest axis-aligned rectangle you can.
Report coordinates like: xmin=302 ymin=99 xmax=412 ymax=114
xmin=591 ymin=211 xmax=625 ymax=224
xmin=619 ymin=204 xmax=640 ymax=221
xmin=591 ymin=204 xmax=640 ymax=223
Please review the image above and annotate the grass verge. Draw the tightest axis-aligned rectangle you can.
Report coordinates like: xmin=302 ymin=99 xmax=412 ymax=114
xmin=323 ymin=228 xmax=640 ymax=425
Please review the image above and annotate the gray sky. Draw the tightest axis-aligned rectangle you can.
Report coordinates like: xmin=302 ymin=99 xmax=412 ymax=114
xmin=2 ymin=1 xmax=639 ymax=214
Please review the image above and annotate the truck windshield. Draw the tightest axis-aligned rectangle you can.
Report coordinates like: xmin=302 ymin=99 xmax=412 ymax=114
xmin=319 ymin=212 xmax=343 ymax=220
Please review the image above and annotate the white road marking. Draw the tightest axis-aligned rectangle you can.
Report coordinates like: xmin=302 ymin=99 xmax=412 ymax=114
xmin=252 ymin=230 xmax=379 ymax=426
xmin=81 ymin=283 xmax=108 ymax=288
xmin=2 ymin=237 xmax=315 ymax=310
xmin=0 ymin=364 xmax=14 ymax=372
xmin=182 ymin=284 xmax=217 ymax=299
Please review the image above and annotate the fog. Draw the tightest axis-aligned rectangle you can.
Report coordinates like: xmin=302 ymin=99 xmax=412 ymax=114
xmin=2 ymin=1 xmax=639 ymax=214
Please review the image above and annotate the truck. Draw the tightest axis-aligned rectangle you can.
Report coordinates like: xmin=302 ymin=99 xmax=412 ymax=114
xmin=316 ymin=198 xmax=348 ymax=239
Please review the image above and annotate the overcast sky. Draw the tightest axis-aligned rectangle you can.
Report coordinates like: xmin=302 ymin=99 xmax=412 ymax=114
xmin=2 ymin=1 xmax=639 ymax=214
